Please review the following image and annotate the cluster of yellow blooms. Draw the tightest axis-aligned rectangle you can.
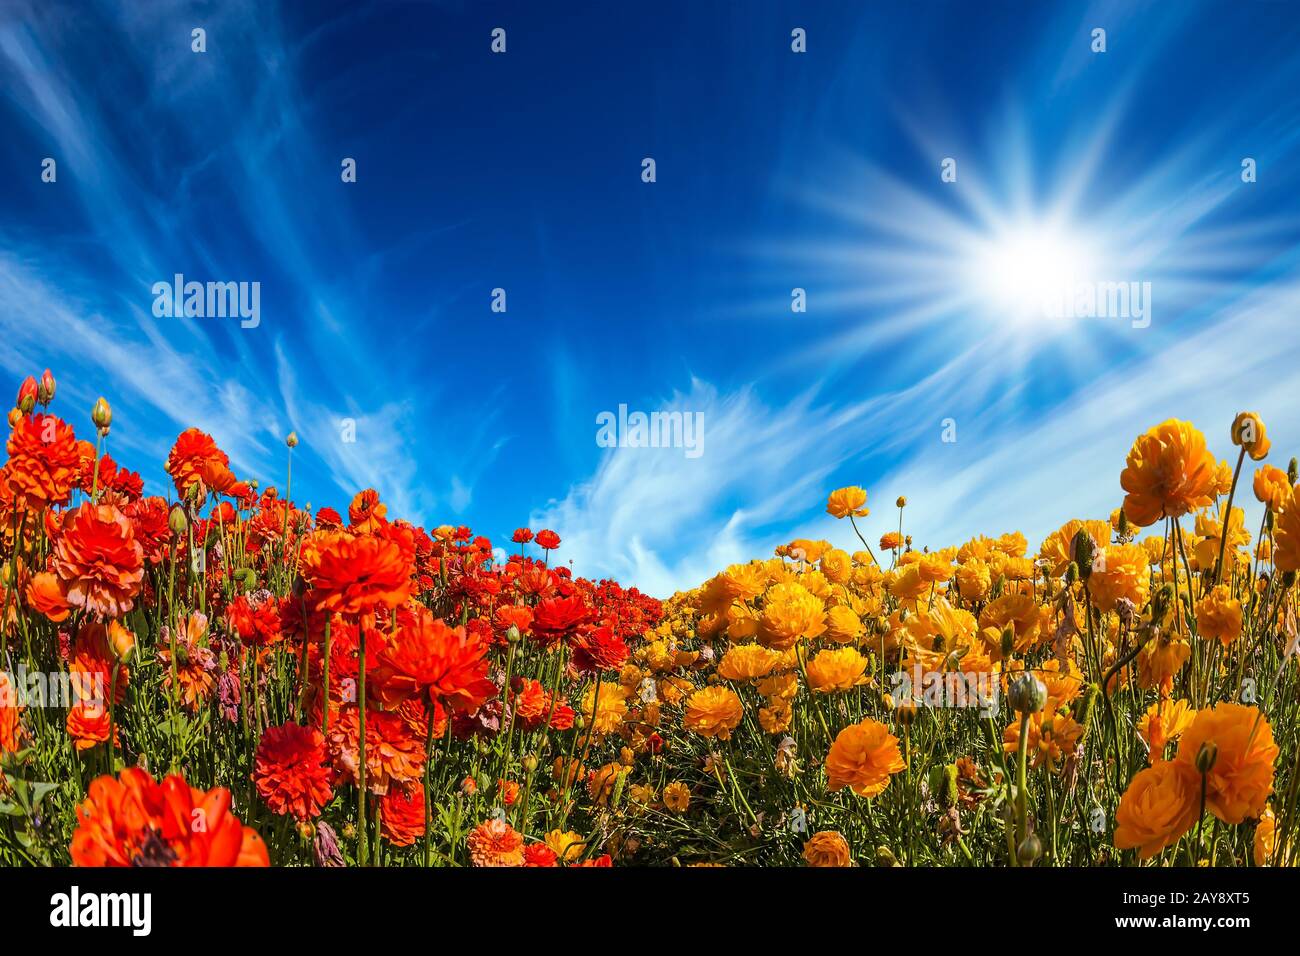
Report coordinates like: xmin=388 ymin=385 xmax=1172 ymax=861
xmin=582 ymin=412 xmax=1294 ymax=867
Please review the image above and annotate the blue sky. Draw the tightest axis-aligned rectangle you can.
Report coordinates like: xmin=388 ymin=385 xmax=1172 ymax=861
xmin=2 ymin=0 xmax=1300 ymax=596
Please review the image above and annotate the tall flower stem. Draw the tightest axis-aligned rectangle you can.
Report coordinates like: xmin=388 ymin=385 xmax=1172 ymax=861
xmin=1215 ymin=447 xmax=1247 ymax=587
xmin=357 ymin=623 xmax=369 ymax=867
xmin=320 ymin=618 xmax=331 ymax=737
xmin=423 ymin=698 xmax=437 ymax=867
xmin=1014 ymin=710 xmax=1031 ymax=859
xmin=847 ymin=515 xmax=879 ymax=566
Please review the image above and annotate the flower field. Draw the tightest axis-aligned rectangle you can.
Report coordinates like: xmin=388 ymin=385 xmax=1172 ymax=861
xmin=0 ymin=370 xmax=1294 ymax=868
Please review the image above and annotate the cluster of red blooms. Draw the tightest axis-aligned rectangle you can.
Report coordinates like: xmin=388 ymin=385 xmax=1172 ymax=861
xmin=1 ymin=370 xmax=663 ymax=867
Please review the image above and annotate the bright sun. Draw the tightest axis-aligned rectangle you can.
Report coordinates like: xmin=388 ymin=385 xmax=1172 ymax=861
xmin=970 ymin=223 xmax=1099 ymax=325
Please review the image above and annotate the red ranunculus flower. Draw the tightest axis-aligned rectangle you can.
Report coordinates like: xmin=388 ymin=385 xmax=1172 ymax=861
xmin=254 ymin=722 xmax=334 ymax=821
xmin=70 ymin=768 xmax=269 ymax=866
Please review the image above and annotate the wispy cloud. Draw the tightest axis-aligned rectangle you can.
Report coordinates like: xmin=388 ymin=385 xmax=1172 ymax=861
xmin=0 ymin=1 xmax=461 ymax=515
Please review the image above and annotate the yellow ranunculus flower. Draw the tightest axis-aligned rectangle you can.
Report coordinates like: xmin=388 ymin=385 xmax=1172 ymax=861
xmin=825 ymin=486 xmax=869 ymax=519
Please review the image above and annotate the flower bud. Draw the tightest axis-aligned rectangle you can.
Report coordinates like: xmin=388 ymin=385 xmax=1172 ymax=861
xmin=1231 ymin=411 xmax=1270 ymax=460
xmin=1017 ymin=831 xmax=1043 ymax=864
xmin=875 ymin=845 xmax=900 ymax=867
xmin=929 ymin=763 xmax=958 ymax=808
xmin=1117 ymin=508 xmax=1129 ymax=537
xmin=1196 ymin=740 xmax=1218 ymax=775
xmin=893 ymin=697 xmax=918 ymax=726
xmin=522 ymin=754 xmax=538 ymax=774
xmin=610 ymin=768 xmax=628 ymax=808
xmin=107 ymin=621 xmax=136 ymax=664
xmin=1000 ymin=627 xmax=1015 ymax=660
xmin=506 ymin=624 xmax=522 ymax=644
xmin=1008 ymin=673 xmax=1047 ymax=715
xmin=168 ymin=504 xmax=189 ymax=536
xmin=1071 ymin=530 xmax=1095 ymax=579
xmin=15 ymin=375 xmax=37 ymax=414
xmin=286 ymin=431 xmax=299 ymax=448
xmin=1075 ymin=683 xmax=1100 ymax=731
xmin=38 ymin=369 xmax=56 ymax=405
xmin=7 ymin=408 xmax=21 ymax=429
xmin=896 ymin=496 xmax=907 ymax=508
xmin=91 ymin=397 xmax=112 ymax=433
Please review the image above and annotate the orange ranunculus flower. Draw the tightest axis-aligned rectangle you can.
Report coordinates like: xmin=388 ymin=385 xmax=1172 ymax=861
xmin=199 ymin=458 xmax=249 ymax=498
xmin=1039 ymin=519 xmax=1112 ymax=578
xmin=581 ymin=681 xmax=629 ymax=735
xmin=0 ymin=672 xmax=25 ymax=754
xmin=1275 ymin=488 xmax=1300 ymax=573
xmin=1114 ymin=761 xmax=1199 ymax=860
xmin=1137 ymin=698 xmax=1196 ymax=763
xmin=662 ymin=781 xmax=691 ymax=813
xmin=1088 ymin=543 xmax=1151 ymax=613
xmin=328 ymin=705 xmax=425 ymax=796
xmin=544 ymin=828 xmax=586 ymax=863
xmin=371 ymin=606 xmax=496 ymax=713
xmin=509 ymin=678 xmax=556 ymax=729
xmin=70 ymin=768 xmax=269 ymax=866
xmin=1119 ymin=419 xmax=1218 ymax=527
xmin=1196 ymin=584 xmax=1242 ymax=647
xmin=254 ymin=722 xmax=334 ymax=821
xmin=802 ymin=830 xmax=853 ymax=867
xmin=467 ymin=818 xmax=525 ymax=867
xmin=1254 ymin=465 xmax=1291 ymax=512
xmin=825 ymin=718 xmax=905 ymax=797
xmin=1231 ymin=411 xmax=1270 ymax=461
xmin=25 ymin=570 xmax=70 ymax=622
xmin=495 ymin=603 xmax=533 ymax=636
xmin=787 ymin=538 xmax=830 ymax=564
xmin=66 ymin=700 xmax=117 ymax=752
xmin=682 ymin=685 xmax=744 ymax=740
xmin=379 ymin=784 xmax=426 ymax=847
xmin=825 ymin=604 xmax=864 ymax=644
xmin=1003 ymin=710 xmax=1084 ymax=771
xmin=51 ymin=502 xmax=144 ymax=619
xmin=158 ymin=613 xmax=217 ymax=713
xmin=4 ymin=412 xmax=80 ymax=508
xmin=1174 ymin=702 xmax=1278 ymax=824
xmin=348 ymin=488 xmax=388 ymax=533
xmin=979 ymin=592 xmax=1050 ymax=657
xmin=716 ymin=644 xmax=782 ymax=682
xmin=1137 ymin=632 xmax=1191 ymax=692
xmin=1254 ymin=807 xmax=1278 ymax=866
xmin=825 ymin=486 xmax=869 ymax=519
xmin=758 ymin=582 xmax=826 ymax=650
xmin=165 ymin=427 xmax=229 ymax=496
xmin=299 ymin=529 xmax=412 ymax=615
xmin=817 ymin=549 xmax=849 ymax=586
xmin=69 ymin=622 xmax=130 ymax=709
xmin=805 ymin=647 xmax=869 ymax=693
